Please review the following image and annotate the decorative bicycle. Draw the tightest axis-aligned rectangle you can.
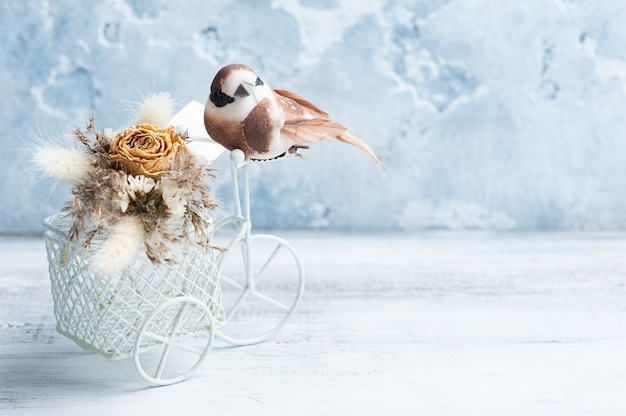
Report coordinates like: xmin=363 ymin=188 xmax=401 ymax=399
xmin=44 ymin=149 xmax=305 ymax=386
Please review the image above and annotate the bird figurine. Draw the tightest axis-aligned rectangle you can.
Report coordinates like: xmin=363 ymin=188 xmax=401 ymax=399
xmin=204 ymin=64 xmax=383 ymax=167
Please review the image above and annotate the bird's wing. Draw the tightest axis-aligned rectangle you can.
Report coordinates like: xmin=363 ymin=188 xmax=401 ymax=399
xmin=281 ymin=118 xmax=384 ymax=167
xmin=281 ymin=118 xmax=347 ymax=143
xmin=273 ymin=89 xmax=329 ymax=118
xmin=242 ymin=98 xmax=282 ymax=153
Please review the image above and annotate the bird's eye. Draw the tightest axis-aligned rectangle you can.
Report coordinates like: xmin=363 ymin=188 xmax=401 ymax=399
xmin=234 ymin=84 xmax=249 ymax=97
xmin=255 ymin=76 xmax=264 ymax=86
xmin=210 ymin=89 xmax=235 ymax=107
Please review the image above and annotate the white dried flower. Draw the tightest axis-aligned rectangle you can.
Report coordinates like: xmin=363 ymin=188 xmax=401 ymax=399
xmin=126 ymin=175 xmax=155 ymax=200
xmin=110 ymin=175 xmax=155 ymax=213
xmin=161 ymin=177 xmax=187 ymax=218
xmin=116 ymin=190 xmax=130 ymax=213
xmin=90 ymin=215 xmax=144 ymax=276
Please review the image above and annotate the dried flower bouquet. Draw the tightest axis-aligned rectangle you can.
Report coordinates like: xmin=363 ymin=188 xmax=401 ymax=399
xmin=36 ymin=93 xmax=217 ymax=275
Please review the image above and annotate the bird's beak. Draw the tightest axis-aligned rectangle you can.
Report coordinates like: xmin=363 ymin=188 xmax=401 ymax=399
xmin=244 ymin=83 xmax=263 ymax=103
xmin=234 ymin=83 xmax=263 ymax=103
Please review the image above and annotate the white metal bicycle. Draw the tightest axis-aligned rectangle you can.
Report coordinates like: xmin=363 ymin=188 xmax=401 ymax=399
xmin=44 ymin=149 xmax=305 ymax=385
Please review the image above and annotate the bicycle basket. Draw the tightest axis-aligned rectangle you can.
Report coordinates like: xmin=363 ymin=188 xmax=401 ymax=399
xmin=43 ymin=215 xmax=224 ymax=359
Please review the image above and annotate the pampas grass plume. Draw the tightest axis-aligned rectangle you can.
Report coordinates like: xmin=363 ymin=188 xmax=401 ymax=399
xmin=34 ymin=146 xmax=94 ymax=183
xmin=90 ymin=215 xmax=144 ymax=276
xmin=134 ymin=92 xmax=175 ymax=127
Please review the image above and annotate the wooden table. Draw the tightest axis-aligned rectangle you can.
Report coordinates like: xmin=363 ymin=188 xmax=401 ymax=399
xmin=2 ymin=232 xmax=626 ymax=415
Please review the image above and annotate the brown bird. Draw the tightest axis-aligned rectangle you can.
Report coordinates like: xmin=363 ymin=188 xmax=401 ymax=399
xmin=204 ymin=64 xmax=382 ymax=166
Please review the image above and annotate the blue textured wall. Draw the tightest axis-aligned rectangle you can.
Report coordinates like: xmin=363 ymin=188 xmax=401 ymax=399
xmin=2 ymin=0 xmax=626 ymax=232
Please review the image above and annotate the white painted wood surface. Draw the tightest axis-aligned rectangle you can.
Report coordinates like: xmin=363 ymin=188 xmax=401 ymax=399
xmin=2 ymin=232 xmax=626 ymax=415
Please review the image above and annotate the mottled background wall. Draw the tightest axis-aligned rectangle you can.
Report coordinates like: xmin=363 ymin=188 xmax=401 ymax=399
xmin=2 ymin=0 xmax=626 ymax=233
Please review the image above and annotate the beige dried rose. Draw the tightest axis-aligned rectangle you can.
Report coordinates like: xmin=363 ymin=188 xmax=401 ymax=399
xmin=109 ymin=124 xmax=185 ymax=178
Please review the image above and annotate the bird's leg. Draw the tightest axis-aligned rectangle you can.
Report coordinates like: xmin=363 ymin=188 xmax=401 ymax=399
xmin=287 ymin=145 xmax=309 ymax=158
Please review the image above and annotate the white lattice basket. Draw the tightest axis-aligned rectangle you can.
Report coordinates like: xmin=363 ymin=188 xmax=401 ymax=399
xmin=43 ymin=214 xmax=224 ymax=362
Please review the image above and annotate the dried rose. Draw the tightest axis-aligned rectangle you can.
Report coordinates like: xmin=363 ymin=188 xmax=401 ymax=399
xmin=109 ymin=124 xmax=185 ymax=178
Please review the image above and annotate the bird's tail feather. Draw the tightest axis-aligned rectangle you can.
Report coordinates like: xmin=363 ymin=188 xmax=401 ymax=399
xmin=337 ymin=132 xmax=384 ymax=168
